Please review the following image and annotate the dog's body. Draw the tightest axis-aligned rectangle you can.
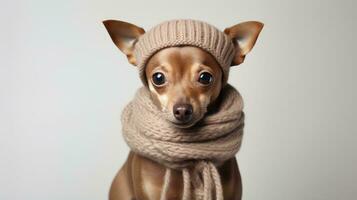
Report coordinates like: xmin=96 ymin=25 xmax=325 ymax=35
xmin=103 ymin=19 xmax=263 ymax=200
xmin=110 ymin=152 xmax=242 ymax=200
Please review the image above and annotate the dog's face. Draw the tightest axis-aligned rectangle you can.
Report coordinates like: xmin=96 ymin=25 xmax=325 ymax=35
xmin=145 ymin=46 xmax=223 ymax=127
xmin=103 ymin=19 xmax=263 ymax=128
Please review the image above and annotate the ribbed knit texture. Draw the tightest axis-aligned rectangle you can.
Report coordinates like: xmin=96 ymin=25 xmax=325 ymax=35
xmin=121 ymin=84 xmax=245 ymax=200
xmin=133 ymin=19 xmax=236 ymax=86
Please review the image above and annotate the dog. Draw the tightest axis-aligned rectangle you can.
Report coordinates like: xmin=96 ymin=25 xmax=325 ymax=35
xmin=103 ymin=19 xmax=263 ymax=200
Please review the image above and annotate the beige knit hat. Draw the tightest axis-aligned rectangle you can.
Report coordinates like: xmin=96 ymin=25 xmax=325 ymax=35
xmin=133 ymin=19 xmax=236 ymax=86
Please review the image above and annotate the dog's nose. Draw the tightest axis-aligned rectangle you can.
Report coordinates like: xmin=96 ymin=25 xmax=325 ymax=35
xmin=173 ymin=103 xmax=193 ymax=122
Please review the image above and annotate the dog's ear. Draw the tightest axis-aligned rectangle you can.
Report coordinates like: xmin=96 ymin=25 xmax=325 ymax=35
xmin=224 ymin=21 xmax=264 ymax=66
xmin=103 ymin=20 xmax=145 ymax=66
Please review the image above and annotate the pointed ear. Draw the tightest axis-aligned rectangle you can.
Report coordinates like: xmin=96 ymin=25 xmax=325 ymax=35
xmin=224 ymin=21 xmax=264 ymax=66
xmin=103 ymin=20 xmax=145 ymax=66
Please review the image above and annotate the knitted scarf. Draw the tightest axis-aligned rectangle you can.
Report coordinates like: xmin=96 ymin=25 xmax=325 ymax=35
xmin=121 ymin=84 xmax=245 ymax=200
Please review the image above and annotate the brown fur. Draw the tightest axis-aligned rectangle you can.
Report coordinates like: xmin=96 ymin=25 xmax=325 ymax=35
xmin=145 ymin=46 xmax=223 ymax=127
xmin=110 ymin=152 xmax=242 ymax=200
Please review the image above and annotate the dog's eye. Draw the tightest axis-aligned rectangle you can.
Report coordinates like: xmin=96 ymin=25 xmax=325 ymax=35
xmin=198 ymin=72 xmax=213 ymax=85
xmin=152 ymin=72 xmax=166 ymax=86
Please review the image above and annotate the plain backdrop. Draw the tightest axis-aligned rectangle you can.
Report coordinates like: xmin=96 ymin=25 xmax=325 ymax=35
xmin=1 ymin=0 xmax=356 ymax=199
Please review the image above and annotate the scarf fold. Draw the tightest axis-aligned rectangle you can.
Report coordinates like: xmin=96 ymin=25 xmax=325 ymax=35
xmin=121 ymin=84 xmax=245 ymax=200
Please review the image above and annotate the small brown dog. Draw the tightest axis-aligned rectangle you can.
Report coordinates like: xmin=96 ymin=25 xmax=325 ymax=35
xmin=104 ymin=19 xmax=263 ymax=200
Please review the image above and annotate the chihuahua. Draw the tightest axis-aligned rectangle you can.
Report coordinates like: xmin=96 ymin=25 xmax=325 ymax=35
xmin=103 ymin=19 xmax=263 ymax=200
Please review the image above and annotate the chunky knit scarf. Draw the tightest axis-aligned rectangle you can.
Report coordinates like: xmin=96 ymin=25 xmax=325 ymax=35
xmin=121 ymin=84 xmax=245 ymax=200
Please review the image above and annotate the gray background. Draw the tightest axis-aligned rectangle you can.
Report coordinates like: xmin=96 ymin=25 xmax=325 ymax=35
xmin=1 ymin=0 xmax=356 ymax=199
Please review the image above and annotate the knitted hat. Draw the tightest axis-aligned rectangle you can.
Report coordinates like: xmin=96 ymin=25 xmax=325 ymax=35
xmin=133 ymin=19 xmax=236 ymax=86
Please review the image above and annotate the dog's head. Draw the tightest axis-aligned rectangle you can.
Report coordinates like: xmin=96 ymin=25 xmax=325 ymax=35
xmin=104 ymin=19 xmax=263 ymax=128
